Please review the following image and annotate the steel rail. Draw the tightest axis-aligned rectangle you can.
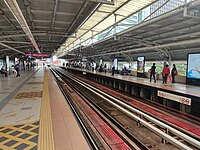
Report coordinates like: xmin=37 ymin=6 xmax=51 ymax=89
xmin=54 ymin=68 xmax=146 ymax=150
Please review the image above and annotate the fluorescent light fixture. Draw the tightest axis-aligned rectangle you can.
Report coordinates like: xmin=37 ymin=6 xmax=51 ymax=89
xmin=4 ymin=0 xmax=41 ymax=53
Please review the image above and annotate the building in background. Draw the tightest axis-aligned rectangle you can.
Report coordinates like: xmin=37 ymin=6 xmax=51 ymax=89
xmin=96 ymin=0 xmax=185 ymax=40
xmin=140 ymin=0 xmax=184 ymax=22
xmin=117 ymin=0 xmax=185 ymax=31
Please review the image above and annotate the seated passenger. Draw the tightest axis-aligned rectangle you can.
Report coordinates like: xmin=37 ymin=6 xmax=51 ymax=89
xmin=0 ymin=66 xmax=7 ymax=77
xmin=11 ymin=65 xmax=17 ymax=75
xmin=121 ymin=66 xmax=129 ymax=75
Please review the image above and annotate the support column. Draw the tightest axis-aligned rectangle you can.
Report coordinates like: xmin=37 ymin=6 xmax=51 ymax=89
xmin=131 ymin=86 xmax=135 ymax=95
xmin=119 ymin=82 xmax=122 ymax=90
xmin=140 ymin=88 xmax=146 ymax=99
xmin=124 ymin=83 xmax=128 ymax=92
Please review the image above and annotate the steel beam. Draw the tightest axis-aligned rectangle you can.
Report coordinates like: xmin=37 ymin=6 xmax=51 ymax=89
xmin=60 ymin=0 xmax=132 ymax=56
xmin=66 ymin=1 xmax=90 ymax=34
xmin=4 ymin=0 xmax=40 ymax=53
xmin=33 ymin=19 xmax=71 ymax=25
xmin=0 ymin=42 xmax=25 ymax=54
xmin=49 ymin=0 xmax=59 ymax=42
xmin=57 ymin=0 xmax=89 ymax=52
xmin=89 ymin=0 xmax=115 ymax=5
xmin=0 ymin=41 xmax=31 ymax=44
xmin=23 ymin=0 xmax=35 ymax=29
xmin=0 ymin=45 xmax=31 ymax=51
xmin=30 ymin=10 xmax=76 ymax=16
xmin=76 ymin=8 xmax=192 ymax=53
xmin=0 ymin=33 xmax=46 ymax=39
xmin=119 ymin=36 xmax=169 ymax=57
xmin=60 ymin=0 xmax=84 ymax=4
xmin=51 ymin=0 xmax=59 ymax=30
xmin=0 ymin=8 xmax=18 ymax=30
xmin=87 ymin=38 xmax=200 ymax=58
xmin=35 ymin=26 xmax=66 ymax=30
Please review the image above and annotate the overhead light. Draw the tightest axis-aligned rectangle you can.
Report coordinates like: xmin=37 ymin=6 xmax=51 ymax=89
xmin=4 ymin=0 xmax=41 ymax=54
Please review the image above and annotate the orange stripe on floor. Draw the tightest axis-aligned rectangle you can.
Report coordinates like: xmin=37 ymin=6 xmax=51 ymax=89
xmin=38 ymin=69 xmax=55 ymax=150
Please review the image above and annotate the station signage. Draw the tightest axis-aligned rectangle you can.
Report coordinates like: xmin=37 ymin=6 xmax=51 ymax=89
xmin=25 ymin=54 xmax=49 ymax=57
xmin=157 ymin=90 xmax=191 ymax=105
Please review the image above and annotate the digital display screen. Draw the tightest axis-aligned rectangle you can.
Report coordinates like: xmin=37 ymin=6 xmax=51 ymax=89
xmin=187 ymin=53 xmax=200 ymax=79
xmin=137 ymin=56 xmax=145 ymax=73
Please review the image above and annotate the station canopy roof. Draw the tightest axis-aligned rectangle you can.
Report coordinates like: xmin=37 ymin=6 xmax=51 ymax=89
xmin=55 ymin=0 xmax=159 ymax=56
xmin=0 ymin=0 xmax=98 ymax=59
xmin=0 ymin=0 xmax=159 ymax=59
xmin=60 ymin=0 xmax=200 ymax=61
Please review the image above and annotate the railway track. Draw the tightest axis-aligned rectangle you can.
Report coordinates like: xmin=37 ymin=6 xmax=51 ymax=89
xmin=51 ymin=68 xmax=142 ymax=150
xmin=51 ymin=67 xmax=200 ymax=150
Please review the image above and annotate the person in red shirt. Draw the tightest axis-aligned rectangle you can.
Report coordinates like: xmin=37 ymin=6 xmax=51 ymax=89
xmin=162 ymin=64 xmax=170 ymax=84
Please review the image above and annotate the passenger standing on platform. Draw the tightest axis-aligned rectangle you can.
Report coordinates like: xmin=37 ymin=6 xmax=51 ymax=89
xmin=171 ymin=64 xmax=178 ymax=83
xmin=15 ymin=62 xmax=20 ymax=77
xmin=104 ymin=64 xmax=107 ymax=73
xmin=26 ymin=62 xmax=30 ymax=70
xmin=111 ymin=66 xmax=115 ymax=76
xmin=150 ymin=63 xmax=156 ymax=83
xmin=162 ymin=64 xmax=170 ymax=84
xmin=99 ymin=64 xmax=103 ymax=72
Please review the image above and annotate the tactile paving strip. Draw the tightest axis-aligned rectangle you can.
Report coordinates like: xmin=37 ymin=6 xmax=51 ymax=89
xmin=14 ymin=91 xmax=43 ymax=99
xmin=0 ymin=121 xmax=39 ymax=150
xmin=27 ymin=82 xmax=44 ymax=85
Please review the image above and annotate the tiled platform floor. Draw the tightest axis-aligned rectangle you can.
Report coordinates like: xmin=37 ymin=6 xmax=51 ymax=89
xmin=47 ymin=69 xmax=90 ymax=150
xmin=0 ymin=67 xmax=90 ymax=150
xmin=0 ymin=69 xmax=38 ymax=106
xmin=0 ymin=68 xmax=43 ymax=150
xmin=0 ymin=68 xmax=43 ymax=126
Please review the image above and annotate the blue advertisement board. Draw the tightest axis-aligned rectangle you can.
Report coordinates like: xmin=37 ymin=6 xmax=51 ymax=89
xmin=187 ymin=53 xmax=200 ymax=85
xmin=187 ymin=53 xmax=200 ymax=79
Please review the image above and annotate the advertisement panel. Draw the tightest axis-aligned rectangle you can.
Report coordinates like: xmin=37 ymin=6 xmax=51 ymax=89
xmin=187 ymin=53 xmax=200 ymax=79
xmin=137 ymin=56 xmax=145 ymax=73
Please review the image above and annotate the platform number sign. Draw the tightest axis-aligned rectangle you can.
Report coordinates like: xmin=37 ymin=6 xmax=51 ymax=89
xmin=157 ymin=90 xmax=191 ymax=105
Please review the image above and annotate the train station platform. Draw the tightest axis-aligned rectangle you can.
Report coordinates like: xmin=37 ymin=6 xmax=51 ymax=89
xmin=0 ymin=67 xmax=90 ymax=150
xmin=65 ymin=67 xmax=200 ymax=117
xmin=66 ymin=67 xmax=200 ymax=98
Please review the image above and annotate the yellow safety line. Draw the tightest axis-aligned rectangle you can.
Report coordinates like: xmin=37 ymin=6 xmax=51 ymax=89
xmin=38 ymin=69 xmax=55 ymax=150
